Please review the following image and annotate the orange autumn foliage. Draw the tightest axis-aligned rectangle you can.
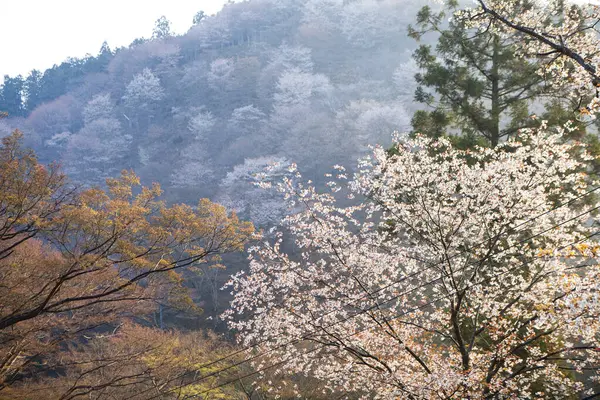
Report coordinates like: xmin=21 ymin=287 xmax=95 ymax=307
xmin=0 ymin=131 xmax=254 ymax=395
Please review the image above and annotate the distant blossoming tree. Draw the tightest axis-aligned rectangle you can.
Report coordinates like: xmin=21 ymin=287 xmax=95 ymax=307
xmin=64 ymin=94 xmax=130 ymax=183
xmin=170 ymin=107 xmax=216 ymax=189
xmin=122 ymin=68 xmax=165 ymax=112
xmin=217 ymin=156 xmax=293 ymax=227
xmin=225 ymin=126 xmax=600 ymax=398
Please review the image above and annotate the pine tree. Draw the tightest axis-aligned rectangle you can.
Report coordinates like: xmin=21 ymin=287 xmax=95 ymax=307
xmin=24 ymin=70 xmax=42 ymax=113
xmin=0 ymin=75 xmax=25 ymax=117
xmin=408 ymin=1 xmax=551 ymax=147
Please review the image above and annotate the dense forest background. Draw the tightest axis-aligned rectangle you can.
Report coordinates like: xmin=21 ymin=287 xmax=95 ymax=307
xmin=0 ymin=0 xmax=433 ymax=221
xmin=0 ymin=0 xmax=439 ymax=325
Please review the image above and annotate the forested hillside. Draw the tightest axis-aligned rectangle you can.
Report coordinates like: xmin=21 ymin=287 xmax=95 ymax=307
xmin=0 ymin=0 xmax=429 ymax=227
xmin=4 ymin=0 xmax=600 ymax=398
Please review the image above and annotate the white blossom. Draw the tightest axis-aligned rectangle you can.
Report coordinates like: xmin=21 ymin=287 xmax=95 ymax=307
xmin=225 ymin=127 xmax=600 ymax=398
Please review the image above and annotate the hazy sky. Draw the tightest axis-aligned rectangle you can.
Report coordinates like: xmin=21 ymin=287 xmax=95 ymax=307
xmin=0 ymin=0 xmax=229 ymax=78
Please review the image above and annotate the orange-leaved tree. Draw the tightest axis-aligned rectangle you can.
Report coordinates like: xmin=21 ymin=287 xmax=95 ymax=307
xmin=5 ymin=323 xmax=246 ymax=400
xmin=0 ymin=130 xmax=254 ymax=397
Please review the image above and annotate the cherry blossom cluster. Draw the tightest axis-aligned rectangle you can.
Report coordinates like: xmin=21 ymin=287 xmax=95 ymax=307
xmin=458 ymin=0 xmax=600 ymax=116
xmin=224 ymin=125 xmax=600 ymax=398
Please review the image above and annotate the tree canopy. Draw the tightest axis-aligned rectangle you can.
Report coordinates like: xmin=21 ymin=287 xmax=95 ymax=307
xmin=0 ymin=130 xmax=254 ymax=396
xmin=226 ymin=125 xmax=600 ymax=398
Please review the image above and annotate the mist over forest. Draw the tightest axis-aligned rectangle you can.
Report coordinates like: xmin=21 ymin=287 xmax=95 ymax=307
xmin=3 ymin=0 xmax=600 ymax=398
xmin=0 ymin=0 xmax=440 ymax=365
xmin=0 ymin=0 xmax=432 ymax=226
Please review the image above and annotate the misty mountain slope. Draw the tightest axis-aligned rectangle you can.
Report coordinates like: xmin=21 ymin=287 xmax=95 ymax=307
xmin=1 ymin=0 xmax=435 ymax=227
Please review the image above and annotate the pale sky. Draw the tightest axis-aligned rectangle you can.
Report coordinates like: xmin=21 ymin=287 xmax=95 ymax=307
xmin=0 ymin=0 xmax=229 ymax=78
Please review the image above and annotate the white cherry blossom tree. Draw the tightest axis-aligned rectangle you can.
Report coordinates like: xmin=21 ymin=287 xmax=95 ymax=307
xmin=225 ymin=125 xmax=600 ymax=399
xmin=217 ymin=156 xmax=293 ymax=227
xmin=122 ymin=68 xmax=165 ymax=112
xmin=188 ymin=107 xmax=216 ymax=140
xmin=64 ymin=94 xmax=130 ymax=183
